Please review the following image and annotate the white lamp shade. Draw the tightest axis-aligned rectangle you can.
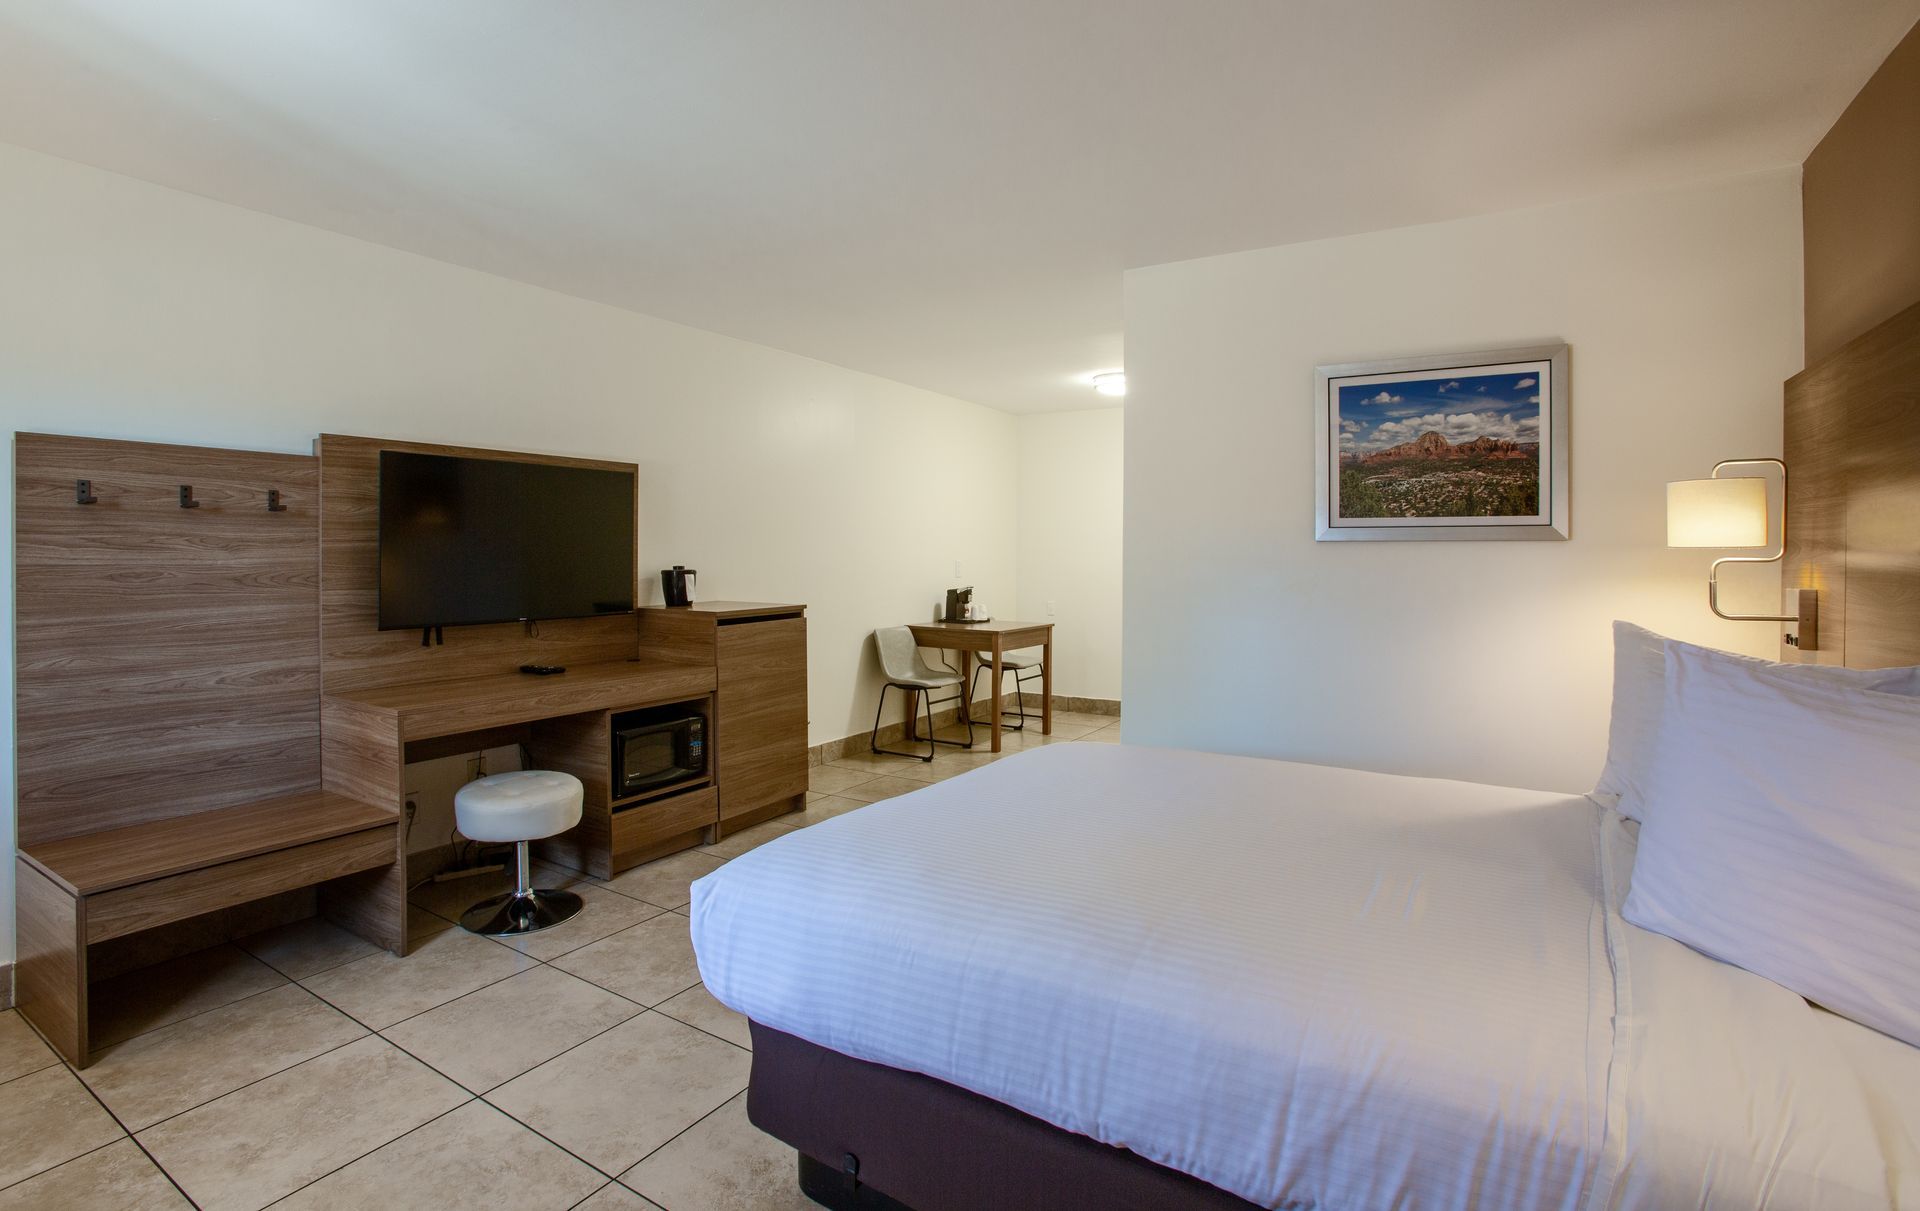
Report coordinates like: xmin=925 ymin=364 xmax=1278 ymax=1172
xmin=1667 ymin=477 xmax=1769 ymax=548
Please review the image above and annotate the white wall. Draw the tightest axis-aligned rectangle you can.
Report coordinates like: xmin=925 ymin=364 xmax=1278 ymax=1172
xmin=1015 ymin=408 xmax=1123 ymax=700
xmin=1123 ymin=169 xmax=1804 ymax=792
xmin=0 ymin=143 xmax=1021 ymax=966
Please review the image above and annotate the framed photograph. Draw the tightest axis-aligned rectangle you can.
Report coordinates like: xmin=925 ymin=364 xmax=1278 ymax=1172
xmin=1314 ymin=343 xmax=1569 ymax=541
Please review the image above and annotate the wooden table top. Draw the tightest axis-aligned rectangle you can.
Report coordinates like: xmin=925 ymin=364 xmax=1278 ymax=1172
xmin=634 ymin=601 xmax=805 ymax=619
xmin=908 ymin=619 xmax=1053 ymax=644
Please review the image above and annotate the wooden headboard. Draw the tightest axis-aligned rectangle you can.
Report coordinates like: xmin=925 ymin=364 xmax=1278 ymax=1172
xmin=14 ymin=434 xmax=321 ymax=845
xmin=1782 ymin=298 xmax=1920 ymax=667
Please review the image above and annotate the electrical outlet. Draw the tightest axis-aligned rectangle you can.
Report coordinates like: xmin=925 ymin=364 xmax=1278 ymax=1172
xmin=1046 ymin=600 xmax=1056 ymax=617
xmin=952 ymin=560 xmax=963 ymax=579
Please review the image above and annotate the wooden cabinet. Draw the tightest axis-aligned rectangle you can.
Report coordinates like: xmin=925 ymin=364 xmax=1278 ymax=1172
xmin=638 ymin=602 xmax=808 ymax=837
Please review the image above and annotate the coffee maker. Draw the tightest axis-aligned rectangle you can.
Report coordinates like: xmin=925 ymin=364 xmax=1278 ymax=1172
xmin=944 ymin=586 xmax=975 ymax=622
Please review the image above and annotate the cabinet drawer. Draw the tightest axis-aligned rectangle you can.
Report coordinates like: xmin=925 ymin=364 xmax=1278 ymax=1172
xmin=87 ymin=825 xmax=396 ymax=944
xmin=611 ymin=786 xmax=716 ymax=866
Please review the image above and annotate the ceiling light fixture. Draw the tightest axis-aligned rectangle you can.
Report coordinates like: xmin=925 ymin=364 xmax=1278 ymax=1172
xmin=1091 ymin=371 xmax=1127 ymax=397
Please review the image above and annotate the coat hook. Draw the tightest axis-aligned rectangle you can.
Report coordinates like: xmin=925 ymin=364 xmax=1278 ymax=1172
xmin=76 ymin=479 xmax=98 ymax=505
xmin=179 ymin=485 xmax=201 ymax=509
xmin=266 ymin=489 xmax=287 ymax=513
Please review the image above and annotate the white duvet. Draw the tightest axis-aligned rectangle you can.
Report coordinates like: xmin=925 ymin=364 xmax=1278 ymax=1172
xmin=689 ymin=743 xmax=1918 ymax=1210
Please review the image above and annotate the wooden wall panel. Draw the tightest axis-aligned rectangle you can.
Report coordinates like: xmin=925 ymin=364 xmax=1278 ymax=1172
xmin=14 ymin=434 xmax=320 ymax=846
xmin=1781 ymin=299 xmax=1920 ymax=668
xmin=316 ymin=434 xmax=640 ymax=695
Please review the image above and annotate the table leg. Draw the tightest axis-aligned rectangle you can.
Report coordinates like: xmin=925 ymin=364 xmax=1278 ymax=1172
xmin=958 ymin=649 xmax=973 ymax=740
xmin=990 ymin=639 xmax=1005 ymax=753
xmin=903 ymin=688 xmax=920 ymax=742
xmin=1042 ymin=633 xmax=1053 ymax=735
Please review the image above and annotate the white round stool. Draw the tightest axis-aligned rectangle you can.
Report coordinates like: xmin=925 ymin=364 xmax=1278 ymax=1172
xmin=453 ymin=770 xmax=586 ymax=936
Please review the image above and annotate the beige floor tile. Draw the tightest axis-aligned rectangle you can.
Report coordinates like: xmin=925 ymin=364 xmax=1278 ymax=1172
xmin=409 ymin=904 xmax=456 ymax=937
xmin=82 ymin=984 xmax=366 ymax=1131
xmin=807 ymin=764 xmax=878 ymax=794
xmin=383 ymin=966 xmax=641 ymax=1093
xmin=301 ymin=927 xmax=536 ymax=1030
xmin=0 ymin=1010 xmax=58 ymax=1084
xmin=1078 ymin=724 xmax=1122 ymax=744
xmin=925 ymin=749 xmax=1004 ymax=774
xmin=408 ymin=866 xmax=516 ymax=921
xmin=0 ymin=1066 xmax=126 ymax=1188
xmin=600 ymin=850 xmax=725 ymax=911
xmin=487 ymin=1013 xmax=749 ymax=1175
xmin=786 ymin=794 xmax=867 ymax=829
xmin=577 ymin=1183 xmax=666 ymax=1210
xmin=654 ymin=984 xmax=751 ymax=1050
xmin=136 ymin=1035 xmax=467 ymax=1211
xmin=1049 ymin=713 xmax=1116 ymax=735
xmin=827 ymin=751 xmax=946 ymax=782
xmin=236 ymin=917 xmax=380 ymax=980
xmin=698 ymin=820 xmax=796 ymax=860
xmin=550 ymin=915 xmax=702 ymax=1007
xmin=833 ymin=776 xmax=925 ymax=805
xmin=622 ymin=1092 xmax=811 ymax=1211
xmin=490 ymin=884 xmax=665 ymax=963
xmin=915 ymin=757 xmax=974 ymax=782
xmin=89 ymin=946 xmax=288 ymax=1049
xmin=996 ymin=725 xmax=1076 ymax=749
xmin=273 ymin=1100 xmax=602 ymax=1211
xmin=0 ymin=1138 xmax=189 ymax=1211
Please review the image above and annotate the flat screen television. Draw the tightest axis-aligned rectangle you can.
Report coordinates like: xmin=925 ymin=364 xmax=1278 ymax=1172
xmin=377 ymin=450 xmax=636 ymax=630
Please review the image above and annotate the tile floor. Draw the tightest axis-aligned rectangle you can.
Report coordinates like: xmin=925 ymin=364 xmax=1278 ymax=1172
xmin=0 ymin=714 xmax=1120 ymax=1211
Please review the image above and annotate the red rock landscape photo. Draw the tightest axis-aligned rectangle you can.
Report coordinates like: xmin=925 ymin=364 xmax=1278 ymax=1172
xmin=1336 ymin=371 xmax=1542 ymax=519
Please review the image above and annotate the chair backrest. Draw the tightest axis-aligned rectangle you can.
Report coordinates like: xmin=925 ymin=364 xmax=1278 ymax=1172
xmin=874 ymin=626 xmax=923 ymax=682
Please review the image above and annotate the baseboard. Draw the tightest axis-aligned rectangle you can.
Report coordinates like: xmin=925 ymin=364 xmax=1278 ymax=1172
xmin=810 ymin=696 xmax=1120 ymax=766
xmin=0 ymin=962 xmax=13 ymax=1011
xmin=1018 ymin=693 xmax=1119 ymax=716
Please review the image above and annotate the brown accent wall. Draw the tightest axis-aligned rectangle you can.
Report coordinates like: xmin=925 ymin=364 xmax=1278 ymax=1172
xmin=1803 ymin=20 xmax=1920 ymax=363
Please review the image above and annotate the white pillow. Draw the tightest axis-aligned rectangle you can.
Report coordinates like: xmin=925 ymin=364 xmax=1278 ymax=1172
xmin=1623 ymin=643 xmax=1920 ymax=1048
xmin=1594 ymin=621 xmax=1920 ymax=818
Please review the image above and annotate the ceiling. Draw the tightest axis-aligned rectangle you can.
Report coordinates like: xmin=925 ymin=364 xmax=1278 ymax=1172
xmin=1 ymin=2 xmax=1914 ymax=413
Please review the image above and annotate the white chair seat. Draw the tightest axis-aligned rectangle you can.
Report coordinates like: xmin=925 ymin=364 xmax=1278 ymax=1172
xmin=889 ymin=670 xmax=962 ymax=689
xmin=455 ymin=770 xmax=584 ymax=844
xmin=973 ymin=649 xmax=1042 ymax=671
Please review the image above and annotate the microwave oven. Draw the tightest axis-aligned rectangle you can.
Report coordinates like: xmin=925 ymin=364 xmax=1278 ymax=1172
xmin=611 ymin=704 xmax=707 ymax=799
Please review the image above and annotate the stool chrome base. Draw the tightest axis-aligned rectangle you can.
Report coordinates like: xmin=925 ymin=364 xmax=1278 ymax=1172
xmin=460 ymin=888 xmax=584 ymax=937
xmin=457 ymin=839 xmax=584 ymax=937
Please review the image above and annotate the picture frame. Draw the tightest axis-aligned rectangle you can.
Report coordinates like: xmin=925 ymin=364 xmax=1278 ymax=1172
xmin=1314 ymin=343 xmax=1569 ymax=541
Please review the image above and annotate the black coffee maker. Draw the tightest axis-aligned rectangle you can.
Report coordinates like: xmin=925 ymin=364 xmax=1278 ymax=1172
xmin=660 ymin=566 xmax=698 ymax=607
xmin=944 ymin=586 xmax=974 ymax=622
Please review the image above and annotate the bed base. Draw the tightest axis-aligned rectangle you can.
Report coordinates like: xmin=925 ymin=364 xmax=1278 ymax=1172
xmin=748 ymin=1021 xmax=1261 ymax=1211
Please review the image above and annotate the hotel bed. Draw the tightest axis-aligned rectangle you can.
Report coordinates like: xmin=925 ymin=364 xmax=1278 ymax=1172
xmin=690 ymin=742 xmax=1920 ymax=1211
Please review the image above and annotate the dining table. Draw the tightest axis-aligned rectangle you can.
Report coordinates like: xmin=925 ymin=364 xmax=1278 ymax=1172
xmin=904 ymin=619 xmax=1053 ymax=753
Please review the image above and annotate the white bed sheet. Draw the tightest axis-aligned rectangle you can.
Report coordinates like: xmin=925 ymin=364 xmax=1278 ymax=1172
xmin=689 ymin=743 xmax=1918 ymax=1210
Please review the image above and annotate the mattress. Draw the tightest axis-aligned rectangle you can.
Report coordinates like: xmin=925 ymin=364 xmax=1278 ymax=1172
xmin=689 ymin=743 xmax=1918 ymax=1210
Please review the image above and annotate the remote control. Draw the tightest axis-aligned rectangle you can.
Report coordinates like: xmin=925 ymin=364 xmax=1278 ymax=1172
xmin=518 ymin=664 xmax=566 ymax=676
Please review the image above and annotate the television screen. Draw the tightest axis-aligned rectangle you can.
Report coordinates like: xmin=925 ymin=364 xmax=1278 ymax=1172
xmin=377 ymin=451 xmax=636 ymax=630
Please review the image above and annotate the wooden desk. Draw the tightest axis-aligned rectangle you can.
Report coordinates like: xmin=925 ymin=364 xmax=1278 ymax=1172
xmin=906 ymin=620 xmax=1053 ymax=752
xmin=322 ymin=657 xmax=721 ymax=903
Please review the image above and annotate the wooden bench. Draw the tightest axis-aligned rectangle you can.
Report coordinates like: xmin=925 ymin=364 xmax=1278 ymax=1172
xmin=13 ymin=790 xmax=398 ymax=1067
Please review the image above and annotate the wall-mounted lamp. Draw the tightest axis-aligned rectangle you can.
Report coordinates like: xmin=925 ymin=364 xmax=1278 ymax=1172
xmin=1666 ymin=457 xmax=1818 ymax=650
xmin=1090 ymin=371 xmax=1127 ymax=397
